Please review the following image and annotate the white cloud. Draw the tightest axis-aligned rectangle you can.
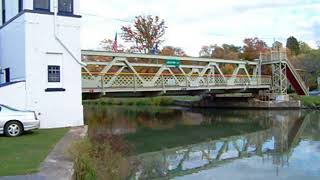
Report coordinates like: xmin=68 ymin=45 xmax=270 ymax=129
xmin=80 ymin=0 xmax=320 ymax=56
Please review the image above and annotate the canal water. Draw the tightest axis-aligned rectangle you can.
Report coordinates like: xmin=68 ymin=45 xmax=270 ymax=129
xmin=84 ymin=106 xmax=320 ymax=180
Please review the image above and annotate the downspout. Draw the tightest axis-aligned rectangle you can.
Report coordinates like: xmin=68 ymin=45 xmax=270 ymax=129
xmin=53 ymin=1 xmax=92 ymax=75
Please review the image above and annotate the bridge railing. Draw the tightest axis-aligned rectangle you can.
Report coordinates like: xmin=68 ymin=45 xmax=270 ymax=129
xmin=260 ymin=50 xmax=288 ymax=62
xmin=82 ymin=72 xmax=271 ymax=92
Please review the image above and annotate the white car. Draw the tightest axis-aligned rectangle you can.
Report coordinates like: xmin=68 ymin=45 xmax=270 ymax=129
xmin=0 ymin=104 xmax=40 ymax=137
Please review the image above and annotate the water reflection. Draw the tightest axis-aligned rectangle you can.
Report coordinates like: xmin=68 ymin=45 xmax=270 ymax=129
xmin=133 ymin=111 xmax=319 ymax=180
xmin=85 ymin=106 xmax=272 ymax=136
xmin=84 ymin=106 xmax=320 ymax=180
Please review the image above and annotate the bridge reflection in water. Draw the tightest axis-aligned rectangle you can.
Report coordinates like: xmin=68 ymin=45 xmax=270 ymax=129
xmin=131 ymin=111 xmax=310 ymax=179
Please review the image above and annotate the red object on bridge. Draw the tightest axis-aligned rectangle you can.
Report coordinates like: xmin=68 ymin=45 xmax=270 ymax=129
xmin=286 ymin=66 xmax=307 ymax=95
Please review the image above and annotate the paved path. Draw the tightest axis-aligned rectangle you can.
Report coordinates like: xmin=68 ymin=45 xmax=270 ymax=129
xmin=0 ymin=126 xmax=87 ymax=180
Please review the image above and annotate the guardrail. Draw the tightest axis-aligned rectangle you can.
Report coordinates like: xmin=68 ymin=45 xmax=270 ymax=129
xmin=82 ymin=72 xmax=271 ymax=92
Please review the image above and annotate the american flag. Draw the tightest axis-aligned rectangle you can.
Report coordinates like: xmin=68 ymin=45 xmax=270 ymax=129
xmin=112 ymin=32 xmax=118 ymax=53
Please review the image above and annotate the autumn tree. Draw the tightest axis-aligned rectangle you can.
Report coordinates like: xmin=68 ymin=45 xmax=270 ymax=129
xmin=291 ymin=50 xmax=320 ymax=89
xmin=243 ymin=37 xmax=268 ymax=60
xmin=222 ymin=44 xmax=241 ymax=60
xmin=160 ymin=46 xmax=187 ymax=56
xmin=211 ymin=46 xmax=225 ymax=59
xmin=222 ymin=44 xmax=241 ymax=53
xmin=199 ymin=44 xmax=241 ymax=60
xmin=299 ymin=41 xmax=312 ymax=54
xmin=286 ymin=36 xmax=300 ymax=55
xmin=199 ymin=45 xmax=215 ymax=57
xmin=121 ymin=15 xmax=166 ymax=54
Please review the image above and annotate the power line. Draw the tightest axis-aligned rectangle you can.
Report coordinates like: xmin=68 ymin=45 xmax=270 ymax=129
xmin=80 ymin=12 xmax=133 ymax=23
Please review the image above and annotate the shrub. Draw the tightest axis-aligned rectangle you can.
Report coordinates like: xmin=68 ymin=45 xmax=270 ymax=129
xmin=84 ymin=96 xmax=181 ymax=106
xmin=91 ymin=134 xmax=133 ymax=155
xmin=159 ymin=97 xmax=174 ymax=106
xmin=300 ymin=96 xmax=320 ymax=107
xmin=69 ymin=139 xmax=97 ymax=180
xmin=69 ymin=137 xmax=133 ymax=180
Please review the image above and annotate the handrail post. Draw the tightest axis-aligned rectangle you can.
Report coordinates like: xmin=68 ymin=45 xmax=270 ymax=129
xmin=161 ymin=75 xmax=166 ymax=93
xmin=134 ymin=74 xmax=137 ymax=92
xmin=185 ymin=74 xmax=188 ymax=88
xmin=101 ymin=75 xmax=105 ymax=96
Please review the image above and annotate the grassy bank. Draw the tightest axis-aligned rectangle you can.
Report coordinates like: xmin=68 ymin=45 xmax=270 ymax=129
xmin=0 ymin=128 xmax=68 ymax=176
xmin=294 ymin=96 xmax=320 ymax=108
xmin=69 ymin=137 xmax=134 ymax=180
xmin=83 ymin=96 xmax=200 ymax=106
xmin=125 ymin=122 xmax=264 ymax=154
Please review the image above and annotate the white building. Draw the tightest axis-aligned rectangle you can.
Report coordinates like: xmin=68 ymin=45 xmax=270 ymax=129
xmin=0 ymin=0 xmax=84 ymax=128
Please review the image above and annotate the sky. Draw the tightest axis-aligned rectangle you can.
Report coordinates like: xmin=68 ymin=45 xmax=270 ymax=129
xmin=80 ymin=0 xmax=320 ymax=56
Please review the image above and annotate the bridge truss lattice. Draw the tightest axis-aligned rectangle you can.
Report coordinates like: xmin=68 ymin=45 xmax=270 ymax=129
xmin=81 ymin=51 xmax=271 ymax=94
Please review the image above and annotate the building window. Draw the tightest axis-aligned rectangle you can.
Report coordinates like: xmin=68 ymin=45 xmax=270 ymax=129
xmin=2 ymin=0 xmax=5 ymax=24
xmin=4 ymin=68 xmax=10 ymax=83
xmin=58 ymin=0 xmax=73 ymax=14
xmin=34 ymin=0 xmax=50 ymax=11
xmin=48 ymin=66 xmax=60 ymax=83
xmin=18 ymin=0 xmax=23 ymax=12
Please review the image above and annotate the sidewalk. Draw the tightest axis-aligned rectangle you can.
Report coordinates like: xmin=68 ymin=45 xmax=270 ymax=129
xmin=0 ymin=126 xmax=87 ymax=180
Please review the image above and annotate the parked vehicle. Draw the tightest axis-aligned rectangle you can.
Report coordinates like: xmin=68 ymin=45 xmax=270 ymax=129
xmin=0 ymin=104 xmax=40 ymax=137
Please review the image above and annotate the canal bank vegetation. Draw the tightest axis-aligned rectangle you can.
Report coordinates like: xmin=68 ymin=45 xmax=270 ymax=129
xmin=290 ymin=95 xmax=320 ymax=108
xmin=0 ymin=128 xmax=68 ymax=176
xmin=298 ymin=96 xmax=320 ymax=108
xmin=83 ymin=96 xmax=200 ymax=106
xmin=69 ymin=135 xmax=136 ymax=180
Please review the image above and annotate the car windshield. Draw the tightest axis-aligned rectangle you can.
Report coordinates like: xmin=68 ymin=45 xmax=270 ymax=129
xmin=0 ymin=105 xmax=21 ymax=112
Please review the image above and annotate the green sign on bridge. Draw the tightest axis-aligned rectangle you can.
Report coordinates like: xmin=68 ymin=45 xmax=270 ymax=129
xmin=166 ymin=59 xmax=181 ymax=67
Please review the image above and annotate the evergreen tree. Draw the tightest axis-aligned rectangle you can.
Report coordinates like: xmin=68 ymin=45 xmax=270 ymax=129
xmin=286 ymin=36 xmax=300 ymax=55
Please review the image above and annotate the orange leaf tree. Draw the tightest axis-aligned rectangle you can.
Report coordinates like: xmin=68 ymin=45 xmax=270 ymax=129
xmin=121 ymin=15 xmax=166 ymax=54
xmin=243 ymin=37 xmax=269 ymax=60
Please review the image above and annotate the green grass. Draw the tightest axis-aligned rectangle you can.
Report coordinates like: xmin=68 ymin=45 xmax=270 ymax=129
xmin=297 ymin=96 xmax=320 ymax=107
xmin=0 ymin=128 xmax=68 ymax=176
xmin=83 ymin=96 xmax=200 ymax=107
xmin=125 ymin=122 xmax=264 ymax=154
xmin=83 ymin=97 xmax=174 ymax=106
xmin=170 ymin=96 xmax=201 ymax=102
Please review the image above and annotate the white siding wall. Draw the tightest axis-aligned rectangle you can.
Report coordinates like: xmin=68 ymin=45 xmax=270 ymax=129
xmin=24 ymin=0 xmax=33 ymax=10
xmin=0 ymin=14 xmax=26 ymax=83
xmin=0 ymin=0 xmax=83 ymax=129
xmin=73 ymin=0 xmax=80 ymax=15
xmin=0 ymin=82 xmax=27 ymax=110
xmin=0 ymin=0 xmax=24 ymax=26
xmin=0 ymin=1 xmax=2 ymax=26
xmin=5 ymin=0 xmax=19 ymax=21
xmin=24 ymin=13 xmax=83 ymax=128
xmin=1 ymin=0 xmax=80 ymax=24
